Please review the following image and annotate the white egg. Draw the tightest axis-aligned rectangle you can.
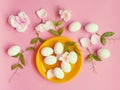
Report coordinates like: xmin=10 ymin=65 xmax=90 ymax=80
xmin=53 ymin=67 xmax=64 ymax=79
xmin=68 ymin=51 xmax=78 ymax=64
xmin=8 ymin=45 xmax=21 ymax=56
xmin=46 ymin=69 xmax=54 ymax=79
xmin=69 ymin=22 xmax=81 ymax=32
xmin=91 ymin=34 xmax=99 ymax=45
xmin=61 ymin=62 xmax=71 ymax=73
xmin=97 ymin=48 xmax=110 ymax=59
xmin=54 ymin=42 xmax=64 ymax=55
xmin=44 ymin=55 xmax=57 ymax=65
xmin=41 ymin=47 xmax=53 ymax=56
xmin=85 ymin=23 xmax=99 ymax=33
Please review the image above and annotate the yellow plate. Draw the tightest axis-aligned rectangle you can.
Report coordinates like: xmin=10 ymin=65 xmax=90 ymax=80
xmin=36 ymin=36 xmax=83 ymax=83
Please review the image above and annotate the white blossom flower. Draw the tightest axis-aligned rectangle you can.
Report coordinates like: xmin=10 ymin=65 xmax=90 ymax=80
xmin=36 ymin=9 xmax=47 ymax=19
xmin=59 ymin=52 xmax=70 ymax=62
xmin=59 ymin=9 xmax=71 ymax=21
xmin=80 ymin=38 xmax=90 ymax=48
xmin=8 ymin=11 xmax=30 ymax=32
xmin=35 ymin=20 xmax=55 ymax=32
xmin=91 ymin=34 xmax=100 ymax=45
xmin=45 ymin=20 xmax=55 ymax=30
xmin=58 ymin=51 xmax=78 ymax=64
xmin=35 ymin=23 xmax=47 ymax=32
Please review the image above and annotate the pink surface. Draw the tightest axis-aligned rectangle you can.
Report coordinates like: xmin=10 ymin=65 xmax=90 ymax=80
xmin=0 ymin=0 xmax=120 ymax=90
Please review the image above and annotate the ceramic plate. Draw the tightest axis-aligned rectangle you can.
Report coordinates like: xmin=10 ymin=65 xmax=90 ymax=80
xmin=36 ymin=36 xmax=83 ymax=83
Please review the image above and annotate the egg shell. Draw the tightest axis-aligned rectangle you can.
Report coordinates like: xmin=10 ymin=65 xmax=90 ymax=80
xmin=97 ymin=48 xmax=110 ymax=59
xmin=85 ymin=23 xmax=99 ymax=33
xmin=54 ymin=42 xmax=64 ymax=55
xmin=61 ymin=61 xmax=71 ymax=73
xmin=8 ymin=45 xmax=21 ymax=56
xmin=41 ymin=47 xmax=53 ymax=56
xmin=46 ymin=69 xmax=54 ymax=79
xmin=53 ymin=67 xmax=64 ymax=79
xmin=68 ymin=51 xmax=78 ymax=64
xmin=69 ymin=22 xmax=81 ymax=32
xmin=44 ymin=55 xmax=57 ymax=65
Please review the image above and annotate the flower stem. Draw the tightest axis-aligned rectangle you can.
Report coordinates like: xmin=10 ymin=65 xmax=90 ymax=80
xmin=36 ymin=31 xmax=40 ymax=37
xmin=86 ymin=48 xmax=91 ymax=54
xmin=91 ymin=61 xmax=97 ymax=72
xmin=107 ymin=37 xmax=120 ymax=40
xmin=96 ymin=33 xmax=101 ymax=36
xmin=9 ymin=68 xmax=18 ymax=83
xmin=86 ymin=48 xmax=97 ymax=72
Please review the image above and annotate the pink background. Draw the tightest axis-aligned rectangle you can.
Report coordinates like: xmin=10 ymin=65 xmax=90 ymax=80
xmin=0 ymin=0 xmax=120 ymax=90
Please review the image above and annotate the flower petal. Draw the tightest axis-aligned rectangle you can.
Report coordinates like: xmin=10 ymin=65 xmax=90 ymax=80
xmin=45 ymin=20 xmax=55 ymax=30
xmin=36 ymin=9 xmax=47 ymax=19
xmin=59 ymin=9 xmax=71 ymax=21
xmin=91 ymin=34 xmax=100 ymax=45
xmin=59 ymin=10 xmax=63 ymax=15
xmin=8 ymin=11 xmax=30 ymax=32
xmin=18 ymin=11 xmax=30 ymax=25
xmin=35 ymin=23 xmax=47 ymax=32
xmin=80 ymin=38 xmax=90 ymax=48
xmin=8 ymin=15 xmax=19 ymax=28
xmin=16 ymin=25 xmax=28 ymax=32
xmin=58 ymin=52 xmax=69 ymax=62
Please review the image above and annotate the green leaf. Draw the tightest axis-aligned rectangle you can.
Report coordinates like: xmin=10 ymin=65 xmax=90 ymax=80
xmin=11 ymin=64 xmax=18 ymax=70
xmin=92 ymin=54 xmax=101 ymax=61
xmin=64 ymin=46 xmax=70 ymax=52
xmin=52 ymin=20 xmax=57 ymax=26
xmin=11 ymin=64 xmax=23 ymax=70
xmin=26 ymin=47 xmax=35 ymax=51
xmin=65 ymin=42 xmax=76 ymax=46
xmin=19 ymin=54 xmax=25 ymax=66
xmin=74 ymin=46 xmax=80 ymax=55
xmin=17 ymin=64 xmax=23 ymax=69
xmin=12 ymin=53 xmax=20 ymax=58
xmin=38 ymin=38 xmax=45 ymax=43
xmin=49 ymin=29 xmax=59 ymax=36
xmin=101 ymin=36 xmax=106 ymax=45
xmin=102 ymin=32 xmax=115 ymax=37
xmin=31 ymin=37 xmax=39 ymax=44
xmin=58 ymin=27 xmax=64 ymax=36
xmin=56 ymin=20 xmax=63 ymax=26
xmin=64 ymin=42 xmax=76 ymax=53
xmin=88 ymin=54 xmax=93 ymax=62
